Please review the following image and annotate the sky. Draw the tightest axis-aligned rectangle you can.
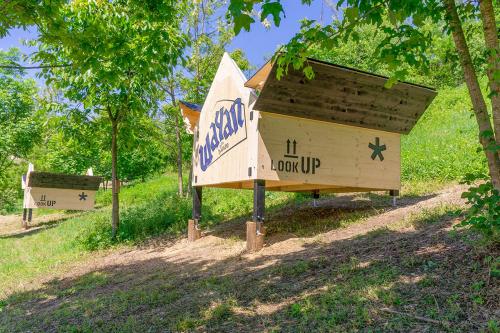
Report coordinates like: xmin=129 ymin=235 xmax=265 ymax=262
xmin=0 ymin=1 xmax=329 ymax=86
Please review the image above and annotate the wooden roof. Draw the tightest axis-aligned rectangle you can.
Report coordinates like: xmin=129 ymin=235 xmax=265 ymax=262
xmin=27 ymin=172 xmax=102 ymax=190
xmin=179 ymin=100 xmax=201 ymax=134
xmin=245 ymin=58 xmax=437 ymax=134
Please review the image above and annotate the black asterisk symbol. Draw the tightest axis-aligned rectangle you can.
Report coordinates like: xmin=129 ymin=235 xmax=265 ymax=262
xmin=79 ymin=192 xmax=88 ymax=201
xmin=368 ymin=137 xmax=387 ymax=161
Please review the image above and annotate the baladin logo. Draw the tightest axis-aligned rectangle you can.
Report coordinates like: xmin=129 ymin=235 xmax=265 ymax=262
xmin=198 ymin=98 xmax=247 ymax=171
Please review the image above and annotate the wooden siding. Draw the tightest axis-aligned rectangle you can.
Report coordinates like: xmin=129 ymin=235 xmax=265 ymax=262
xmin=192 ymin=53 xmax=258 ymax=186
xmin=257 ymin=112 xmax=401 ymax=191
xmin=24 ymin=187 xmax=97 ymax=210
xmin=180 ymin=102 xmax=201 ymax=134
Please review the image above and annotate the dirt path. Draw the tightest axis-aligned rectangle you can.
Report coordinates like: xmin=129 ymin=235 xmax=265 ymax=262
xmin=42 ymin=184 xmax=468 ymax=289
xmin=0 ymin=212 xmax=70 ymax=237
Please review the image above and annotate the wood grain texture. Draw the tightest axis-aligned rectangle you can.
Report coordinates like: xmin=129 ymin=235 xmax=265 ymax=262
xmin=257 ymin=112 xmax=401 ymax=191
xmin=180 ymin=102 xmax=201 ymax=134
xmin=253 ymin=59 xmax=436 ymax=134
xmin=27 ymin=172 xmax=102 ymax=190
xmin=191 ymin=54 xmax=403 ymax=193
xmin=244 ymin=60 xmax=273 ymax=91
xmin=24 ymin=187 xmax=97 ymax=210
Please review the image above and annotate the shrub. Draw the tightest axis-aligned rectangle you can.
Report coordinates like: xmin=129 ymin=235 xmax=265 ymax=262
xmin=460 ymin=173 xmax=500 ymax=238
xmin=77 ymin=192 xmax=191 ymax=250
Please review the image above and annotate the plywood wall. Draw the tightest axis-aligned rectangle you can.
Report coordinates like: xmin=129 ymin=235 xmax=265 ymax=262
xmin=257 ymin=112 xmax=400 ymax=191
xmin=192 ymin=53 xmax=258 ymax=186
xmin=24 ymin=187 xmax=97 ymax=210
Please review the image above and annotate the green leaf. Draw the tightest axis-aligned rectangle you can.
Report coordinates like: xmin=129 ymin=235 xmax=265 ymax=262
xmin=486 ymin=144 xmax=500 ymax=152
xmin=344 ymin=7 xmax=358 ymax=22
xmin=233 ymin=13 xmax=255 ymax=35
xmin=276 ymin=66 xmax=284 ymax=80
xmin=261 ymin=2 xmax=284 ymax=27
xmin=413 ymin=13 xmax=425 ymax=27
xmin=303 ymin=65 xmax=314 ymax=80
xmin=384 ymin=76 xmax=398 ymax=89
xmin=480 ymin=130 xmax=494 ymax=138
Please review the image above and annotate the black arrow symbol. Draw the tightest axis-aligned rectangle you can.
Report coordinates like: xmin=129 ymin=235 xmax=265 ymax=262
xmin=293 ymin=140 xmax=297 ymax=154
xmin=286 ymin=139 xmax=291 ymax=154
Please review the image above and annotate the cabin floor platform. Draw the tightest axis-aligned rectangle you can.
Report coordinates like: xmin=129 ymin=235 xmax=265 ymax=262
xmin=199 ymin=180 xmax=396 ymax=194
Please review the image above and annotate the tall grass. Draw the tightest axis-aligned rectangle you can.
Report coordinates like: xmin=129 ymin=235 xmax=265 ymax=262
xmin=401 ymin=84 xmax=487 ymax=181
xmin=79 ymin=182 xmax=302 ymax=250
xmin=78 ymin=192 xmax=191 ymax=250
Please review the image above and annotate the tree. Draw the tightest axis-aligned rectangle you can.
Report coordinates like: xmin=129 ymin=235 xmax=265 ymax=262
xmin=0 ymin=0 xmax=64 ymax=38
xmin=227 ymin=0 xmax=500 ymax=191
xmin=162 ymin=0 xmax=252 ymax=197
xmin=162 ymin=77 xmax=186 ymax=196
xmin=34 ymin=0 xmax=188 ymax=238
xmin=0 ymin=48 xmax=40 ymax=211
xmin=309 ymin=20 xmax=488 ymax=89
xmin=38 ymin=96 xmax=169 ymax=185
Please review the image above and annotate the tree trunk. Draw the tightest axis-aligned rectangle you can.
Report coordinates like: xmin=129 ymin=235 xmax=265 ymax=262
xmin=444 ymin=0 xmax=500 ymax=189
xmin=165 ymin=82 xmax=184 ymax=196
xmin=186 ymin=159 xmax=193 ymax=198
xmin=111 ymin=120 xmax=120 ymax=239
xmin=185 ymin=126 xmax=196 ymax=198
xmin=479 ymin=0 xmax=500 ymax=153
xmin=175 ymin=113 xmax=184 ymax=196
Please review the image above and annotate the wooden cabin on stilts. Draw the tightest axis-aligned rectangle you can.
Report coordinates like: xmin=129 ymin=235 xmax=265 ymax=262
xmin=180 ymin=53 xmax=437 ymax=252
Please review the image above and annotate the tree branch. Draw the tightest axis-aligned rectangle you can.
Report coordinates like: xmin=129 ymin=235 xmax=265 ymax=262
xmin=0 ymin=64 xmax=72 ymax=69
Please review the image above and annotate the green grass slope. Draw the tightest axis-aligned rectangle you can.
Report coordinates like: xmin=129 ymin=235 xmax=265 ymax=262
xmin=402 ymin=84 xmax=486 ymax=181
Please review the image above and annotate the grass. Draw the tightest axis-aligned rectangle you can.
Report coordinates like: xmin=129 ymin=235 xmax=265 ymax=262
xmin=0 ymin=174 xmax=306 ymax=296
xmin=1 ymin=205 xmax=497 ymax=332
xmin=401 ymin=83 xmax=487 ymax=182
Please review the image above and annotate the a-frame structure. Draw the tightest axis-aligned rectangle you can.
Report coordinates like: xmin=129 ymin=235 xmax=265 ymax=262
xmin=182 ymin=53 xmax=437 ymax=251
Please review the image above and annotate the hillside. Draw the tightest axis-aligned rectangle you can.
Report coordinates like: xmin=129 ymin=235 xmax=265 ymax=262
xmin=0 ymin=83 xmax=498 ymax=332
xmin=1 ymin=182 xmax=498 ymax=332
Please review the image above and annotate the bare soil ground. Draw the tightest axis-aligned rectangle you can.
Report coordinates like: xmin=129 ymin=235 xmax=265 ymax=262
xmin=0 ymin=211 xmax=79 ymax=237
xmin=1 ymin=185 xmax=498 ymax=332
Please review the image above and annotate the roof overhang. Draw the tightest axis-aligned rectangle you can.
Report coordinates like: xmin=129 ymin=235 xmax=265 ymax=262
xmin=27 ymin=172 xmax=102 ymax=190
xmin=179 ymin=100 xmax=201 ymax=134
xmin=245 ymin=58 xmax=437 ymax=134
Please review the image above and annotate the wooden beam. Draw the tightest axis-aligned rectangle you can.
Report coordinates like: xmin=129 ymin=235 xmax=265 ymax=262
xmin=192 ymin=186 xmax=202 ymax=220
xmin=245 ymin=59 xmax=273 ymax=90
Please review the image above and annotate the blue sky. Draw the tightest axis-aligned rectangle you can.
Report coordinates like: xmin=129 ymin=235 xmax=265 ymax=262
xmin=228 ymin=1 xmax=327 ymax=69
xmin=0 ymin=1 xmax=328 ymax=85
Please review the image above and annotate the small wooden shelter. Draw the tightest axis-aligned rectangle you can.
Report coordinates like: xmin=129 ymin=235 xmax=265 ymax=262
xmin=22 ymin=164 xmax=102 ymax=228
xmin=181 ymin=53 xmax=436 ymax=251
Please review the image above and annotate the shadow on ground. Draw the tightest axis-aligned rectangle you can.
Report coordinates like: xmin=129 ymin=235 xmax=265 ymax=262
xmin=207 ymin=192 xmax=437 ymax=244
xmin=1 ymin=200 xmax=497 ymax=332
xmin=0 ymin=213 xmax=84 ymax=239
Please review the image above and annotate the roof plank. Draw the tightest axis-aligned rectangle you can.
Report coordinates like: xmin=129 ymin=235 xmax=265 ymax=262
xmin=250 ymin=59 xmax=437 ymax=134
xmin=27 ymin=172 xmax=102 ymax=190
